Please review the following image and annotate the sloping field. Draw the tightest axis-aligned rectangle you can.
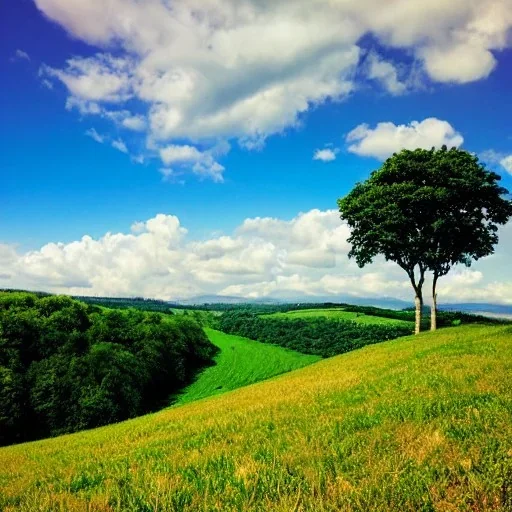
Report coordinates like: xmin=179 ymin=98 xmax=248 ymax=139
xmin=1 ymin=325 xmax=512 ymax=511
xmin=263 ymin=307 xmax=413 ymax=327
xmin=174 ymin=328 xmax=321 ymax=404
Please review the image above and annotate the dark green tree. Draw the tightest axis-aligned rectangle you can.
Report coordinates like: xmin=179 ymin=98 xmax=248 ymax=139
xmin=337 ymin=146 xmax=512 ymax=334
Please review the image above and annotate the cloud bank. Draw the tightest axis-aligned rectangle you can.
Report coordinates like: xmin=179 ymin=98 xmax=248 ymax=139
xmin=2 ymin=209 xmax=512 ymax=304
xmin=34 ymin=0 xmax=512 ymax=179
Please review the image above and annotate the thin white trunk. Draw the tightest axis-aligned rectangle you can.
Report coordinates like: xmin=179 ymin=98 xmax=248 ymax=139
xmin=415 ymin=295 xmax=422 ymax=335
xmin=431 ymin=275 xmax=439 ymax=331
xmin=430 ymin=293 xmax=437 ymax=331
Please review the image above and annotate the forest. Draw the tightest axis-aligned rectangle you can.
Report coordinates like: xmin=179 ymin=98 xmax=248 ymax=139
xmin=218 ymin=311 xmax=413 ymax=357
xmin=217 ymin=308 xmax=503 ymax=357
xmin=0 ymin=292 xmax=217 ymax=446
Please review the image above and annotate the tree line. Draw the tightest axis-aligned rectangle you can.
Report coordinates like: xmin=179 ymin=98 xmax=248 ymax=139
xmin=0 ymin=292 xmax=218 ymax=446
xmin=218 ymin=311 xmax=413 ymax=357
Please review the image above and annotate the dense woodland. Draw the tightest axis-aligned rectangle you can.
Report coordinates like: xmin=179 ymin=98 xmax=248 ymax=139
xmin=75 ymin=296 xmax=177 ymax=314
xmin=219 ymin=312 xmax=413 ymax=357
xmin=0 ymin=292 xmax=217 ymax=446
xmin=218 ymin=308 xmax=504 ymax=358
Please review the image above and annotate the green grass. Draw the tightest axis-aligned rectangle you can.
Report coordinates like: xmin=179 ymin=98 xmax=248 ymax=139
xmin=2 ymin=324 xmax=512 ymax=511
xmin=174 ymin=328 xmax=321 ymax=404
xmin=263 ymin=307 xmax=414 ymax=326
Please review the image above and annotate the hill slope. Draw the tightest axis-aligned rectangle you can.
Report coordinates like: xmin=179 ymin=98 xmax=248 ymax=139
xmin=263 ymin=307 xmax=413 ymax=326
xmin=174 ymin=328 xmax=321 ymax=404
xmin=2 ymin=325 xmax=512 ymax=511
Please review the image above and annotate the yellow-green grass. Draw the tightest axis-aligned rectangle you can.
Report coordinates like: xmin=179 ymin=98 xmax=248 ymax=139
xmin=2 ymin=325 xmax=512 ymax=511
xmin=263 ymin=307 xmax=413 ymax=327
xmin=173 ymin=328 xmax=321 ymax=404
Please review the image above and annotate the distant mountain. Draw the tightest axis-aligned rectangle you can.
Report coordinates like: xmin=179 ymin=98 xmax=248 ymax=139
xmin=173 ymin=294 xmax=512 ymax=318
xmin=439 ymin=303 xmax=512 ymax=319
xmin=173 ymin=295 xmax=283 ymax=305
xmin=174 ymin=294 xmax=411 ymax=309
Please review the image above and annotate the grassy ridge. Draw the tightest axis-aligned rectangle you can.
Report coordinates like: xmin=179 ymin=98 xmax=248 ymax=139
xmin=262 ymin=307 xmax=414 ymax=327
xmin=2 ymin=325 xmax=512 ymax=511
xmin=174 ymin=329 xmax=320 ymax=405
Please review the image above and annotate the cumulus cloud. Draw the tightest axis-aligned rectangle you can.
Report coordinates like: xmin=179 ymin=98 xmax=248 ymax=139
xmin=313 ymin=148 xmax=337 ymax=162
xmin=34 ymin=0 xmax=512 ymax=179
xmin=501 ymin=156 xmax=512 ymax=174
xmin=121 ymin=115 xmax=146 ymax=131
xmin=481 ymin=149 xmax=512 ymax=176
xmin=41 ymin=55 xmax=132 ymax=103
xmin=365 ymin=51 xmax=407 ymax=95
xmin=420 ymin=44 xmax=497 ymax=84
xmin=4 ymin=208 xmax=511 ymax=304
xmin=346 ymin=118 xmax=464 ymax=160
xmin=160 ymin=144 xmax=225 ymax=182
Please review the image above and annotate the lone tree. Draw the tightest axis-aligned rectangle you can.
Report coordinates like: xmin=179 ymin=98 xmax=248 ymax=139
xmin=337 ymin=146 xmax=512 ymax=334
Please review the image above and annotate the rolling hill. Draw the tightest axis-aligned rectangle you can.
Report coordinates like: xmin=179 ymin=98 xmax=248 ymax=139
xmin=262 ymin=307 xmax=414 ymax=327
xmin=174 ymin=329 xmax=320 ymax=405
xmin=1 ymin=324 xmax=512 ymax=511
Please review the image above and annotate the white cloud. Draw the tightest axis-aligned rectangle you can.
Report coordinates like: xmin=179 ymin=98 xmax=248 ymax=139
xmin=313 ymin=148 xmax=337 ymax=162
xmin=41 ymin=79 xmax=54 ymax=90
xmin=85 ymin=128 xmax=105 ymax=144
xmin=131 ymin=154 xmax=145 ymax=165
xmin=3 ymin=209 xmax=512 ymax=304
xmin=33 ymin=0 xmax=512 ymax=178
xmin=122 ymin=115 xmax=146 ymax=131
xmin=500 ymin=155 xmax=512 ymax=175
xmin=365 ymin=51 xmax=407 ymax=95
xmin=480 ymin=150 xmax=512 ymax=176
xmin=41 ymin=55 xmax=132 ymax=103
xmin=111 ymin=139 xmax=128 ymax=153
xmin=160 ymin=145 xmax=203 ymax=165
xmin=346 ymin=118 xmax=464 ymax=160
xmin=420 ymin=44 xmax=497 ymax=84
xmin=13 ymin=49 xmax=30 ymax=62
xmin=160 ymin=144 xmax=225 ymax=182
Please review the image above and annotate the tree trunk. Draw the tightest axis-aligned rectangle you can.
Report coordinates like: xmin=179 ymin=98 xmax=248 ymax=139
xmin=430 ymin=293 xmax=437 ymax=331
xmin=430 ymin=274 xmax=439 ymax=331
xmin=415 ymin=295 xmax=422 ymax=335
xmin=406 ymin=265 xmax=425 ymax=335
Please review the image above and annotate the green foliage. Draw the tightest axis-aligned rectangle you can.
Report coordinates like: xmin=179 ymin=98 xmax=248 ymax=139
xmin=342 ymin=304 xmax=506 ymax=327
xmin=262 ymin=308 xmax=414 ymax=326
xmin=74 ymin=295 xmax=176 ymax=314
xmin=219 ymin=311 xmax=414 ymax=357
xmin=0 ymin=291 xmax=218 ymax=446
xmin=175 ymin=328 xmax=320 ymax=404
xmin=338 ymin=146 xmax=512 ymax=273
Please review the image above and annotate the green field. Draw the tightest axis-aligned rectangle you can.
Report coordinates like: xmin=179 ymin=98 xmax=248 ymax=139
xmin=2 ymin=324 xmax=512 ymax=511
xmin=263 ymin=307 xmax=414 ymax=326
xmin=174 ymin=328 xmax=321 ymax=405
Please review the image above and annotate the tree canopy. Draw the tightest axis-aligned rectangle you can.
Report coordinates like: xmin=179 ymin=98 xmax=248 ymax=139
xmin=0 ymin=292 xmax=218 ymax=446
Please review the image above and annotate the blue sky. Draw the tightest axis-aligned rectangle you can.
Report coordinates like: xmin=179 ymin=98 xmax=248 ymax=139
xmin=1 ymin=0 xmax=512 ymax=303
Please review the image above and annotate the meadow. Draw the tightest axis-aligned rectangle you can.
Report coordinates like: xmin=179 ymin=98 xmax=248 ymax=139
xmin=2 ymin=324 xmax=512 ymax=511
xmin=173 ymin=328 xmax=320 ymax=404
xmin=262 ymin=307 xmax=414 ymax=327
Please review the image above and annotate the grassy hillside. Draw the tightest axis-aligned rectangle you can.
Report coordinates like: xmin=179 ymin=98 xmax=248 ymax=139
xmin=2 ymin=325 xmax=512 ymax=511
xmin=263 ymin=307 xmax=413 ymax=327
xmin=174 ymin=329 xmax=321 ymax=404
